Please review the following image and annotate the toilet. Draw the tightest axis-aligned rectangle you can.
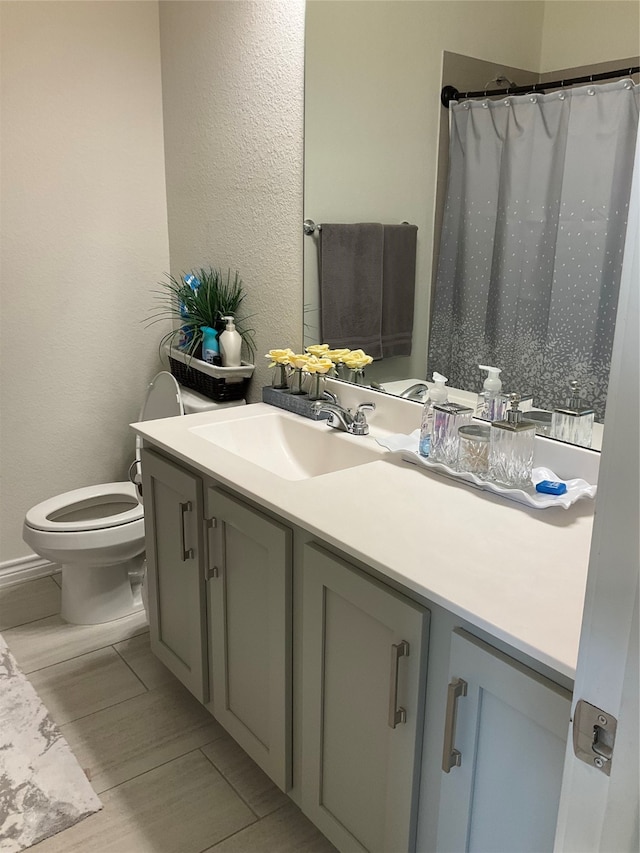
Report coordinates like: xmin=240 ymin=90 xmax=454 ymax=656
xmin=23 ymin=372 xmax=242 ymax=625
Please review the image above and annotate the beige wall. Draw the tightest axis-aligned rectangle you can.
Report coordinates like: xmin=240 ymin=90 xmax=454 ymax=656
xmin=0 ymin=1 xmax=170 ymax=562
xmin=159 ymin=0 xmax=305 ymax=398
xmin=540 ymin=1 xmax=639 ymax=71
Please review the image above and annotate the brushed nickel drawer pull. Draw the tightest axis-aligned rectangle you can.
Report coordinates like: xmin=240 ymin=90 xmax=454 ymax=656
xmin=388 ymin=640 xmax=410 ymax=728
xmin=179 ymin=501 xmax=194 ymax=561
xmin=442 ymin=677 xmax=467 ymax=772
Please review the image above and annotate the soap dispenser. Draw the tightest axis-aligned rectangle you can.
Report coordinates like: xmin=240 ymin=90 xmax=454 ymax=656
xmin=477 ymin=365 xmax=507 ymax=422
xmin=551 ymin=380 xmax=594 ymax=448
xmin=488 ymin=394 xmax=536 ymax=488
xmin=219 ymin=316 xmax=242 ymax=367
xmin=418 ymin=372 xmax=449 ymax=457
xmin=429 ymin=401 xmax=474 ymax=468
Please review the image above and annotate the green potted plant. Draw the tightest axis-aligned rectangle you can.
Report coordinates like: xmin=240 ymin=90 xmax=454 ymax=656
xmin=149 ymin=266 xmax=256 ymax=360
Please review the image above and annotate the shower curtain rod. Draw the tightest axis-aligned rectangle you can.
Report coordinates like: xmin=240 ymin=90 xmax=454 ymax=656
xmin=441 ymin=64 xmax=639 ymax=108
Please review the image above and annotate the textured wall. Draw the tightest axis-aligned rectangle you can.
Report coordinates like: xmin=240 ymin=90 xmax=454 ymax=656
xmin=0 ymin=2 xmax=170 ymax=562
xmin=159 ymin=0 xmax=305 ymax=399
xmin=540 ymin=1 xmax=639 ymax=72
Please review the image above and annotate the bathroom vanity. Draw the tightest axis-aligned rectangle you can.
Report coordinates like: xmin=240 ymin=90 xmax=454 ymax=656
xmin=132 ymin=387 xmax=596 ymax=853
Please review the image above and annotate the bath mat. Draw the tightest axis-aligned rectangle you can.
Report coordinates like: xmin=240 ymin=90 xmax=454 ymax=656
xmin=0 ymin=633 xmax=102 ymax=851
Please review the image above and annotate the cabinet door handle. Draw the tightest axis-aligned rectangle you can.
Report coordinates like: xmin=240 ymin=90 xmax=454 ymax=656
xmin=442 ymin=677 xmax=467 ymax=772
xmin=179 ymin=501 xmax=194 ymax=561
xmin=388 ymin=640 xmax=410 ymax=729
xmin=205 ymin=518 xmax=218 ymax=580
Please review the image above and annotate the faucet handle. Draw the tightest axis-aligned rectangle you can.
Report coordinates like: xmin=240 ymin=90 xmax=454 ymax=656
xmin=355 ymin=402 xmax=376 ymax=417
xmin=351 ymin=401 xmax=376 ymax=435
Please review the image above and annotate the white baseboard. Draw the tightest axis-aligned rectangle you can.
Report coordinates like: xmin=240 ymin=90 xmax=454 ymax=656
xmin=0 ymin=555 xmax=57 ymax=588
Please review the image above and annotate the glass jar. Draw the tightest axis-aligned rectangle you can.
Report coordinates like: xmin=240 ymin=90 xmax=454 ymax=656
xmin=272 ymin=363 xmax=289 ymax=389
xmin=526 ymin=410 xmax=552 ymax=437
xmin=289 ymin=367 xmax=305 ymax=395
xmin=306 ymin=373 xmax=326 ymax=401
xmin=347 ymin=367 xmax=366 ymax=385
xmin=457 ymin=423 xmax=491 ymax=476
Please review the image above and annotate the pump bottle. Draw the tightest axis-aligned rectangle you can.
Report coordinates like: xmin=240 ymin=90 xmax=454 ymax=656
xmin=219 ymin=316 xmax=242 ymax=367
xmin=419 ymin=372 xmax=449 ymax=457
xmin=488 ymin=394 xmax=536 ymax=487
xmin=477 ymin=365 xmax=507 ymax=422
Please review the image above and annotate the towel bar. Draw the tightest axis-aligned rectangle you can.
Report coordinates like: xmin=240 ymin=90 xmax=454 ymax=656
xmin=304 ymin=219 xmax=412 ymax=235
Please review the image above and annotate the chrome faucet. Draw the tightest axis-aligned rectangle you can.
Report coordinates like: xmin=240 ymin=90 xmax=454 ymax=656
xmin=314 ymin=400 xmax=376 ymax=435
xmin=400 ymin=382 xmax=429 ymax=401
xmin=321 ymin=388 xmax=340 ymax=405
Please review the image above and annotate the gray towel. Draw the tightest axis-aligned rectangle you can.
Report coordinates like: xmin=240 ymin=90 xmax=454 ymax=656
xmin=381 ymin=224 xmax=418 ymax=357
xmin=319 ymin=223 xmax=385 ymax=358
xmin=319 ymin=222 xmax=418 ymax=359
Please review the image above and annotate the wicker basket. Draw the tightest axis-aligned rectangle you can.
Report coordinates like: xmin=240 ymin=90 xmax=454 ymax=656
xmin=166 ymin=345 xmax=254 ymax=402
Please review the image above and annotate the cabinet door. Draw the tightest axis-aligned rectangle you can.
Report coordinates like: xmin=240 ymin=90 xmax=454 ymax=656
xmin=141 ymin=448 xmax=208 ymax=703
xmin=205 ymin=487 xmax=292 ymax=791
xmin=301 ymin=542 xmax=430 ymax=853
xmin=436 ymin=629 xmax=572 ymax=853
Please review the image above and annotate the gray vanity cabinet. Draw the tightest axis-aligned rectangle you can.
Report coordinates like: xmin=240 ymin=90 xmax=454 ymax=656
xmin=300 ymin=542 xmax=430 ymax=853
xmin=436 ymin=629 xmax=571 ymax=853
xmin=141 ymin=448 xmax=209 ymax=703
xmin=141 ymin=445 xmax=573 ymax=853
xmin=204 ymin=486 xmax=293 ymax=792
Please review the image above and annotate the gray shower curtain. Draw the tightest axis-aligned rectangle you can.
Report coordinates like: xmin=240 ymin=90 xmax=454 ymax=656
xmin=428 ymin=79 xmax=639 ymax=421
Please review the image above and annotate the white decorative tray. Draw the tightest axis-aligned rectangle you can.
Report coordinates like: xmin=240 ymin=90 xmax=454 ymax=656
xmin=376 ymin=430 xmax=597 ymax=510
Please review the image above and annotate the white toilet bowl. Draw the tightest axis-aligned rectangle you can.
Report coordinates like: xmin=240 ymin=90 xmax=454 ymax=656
xmin=23 ymin=482 xmax=145 ymax=625
xmin=23 ymin=371 xmax=244 ymax=626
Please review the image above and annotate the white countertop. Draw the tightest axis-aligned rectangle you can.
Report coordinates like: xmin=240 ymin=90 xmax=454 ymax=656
xmin=132 ymin=399 xmax=595 ymax=680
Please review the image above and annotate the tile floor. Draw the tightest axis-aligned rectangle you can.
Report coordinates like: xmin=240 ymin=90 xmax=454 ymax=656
xmin=0 ymin=574 xmax=336 ymax=853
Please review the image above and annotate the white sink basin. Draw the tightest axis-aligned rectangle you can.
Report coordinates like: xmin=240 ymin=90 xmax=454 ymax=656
xmin=189 ymin=410 xmax=385 ymax=480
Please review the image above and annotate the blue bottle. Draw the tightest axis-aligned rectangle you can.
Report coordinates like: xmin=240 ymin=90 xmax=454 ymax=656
xmin=201 ymin=326 xmax=221 ymax=365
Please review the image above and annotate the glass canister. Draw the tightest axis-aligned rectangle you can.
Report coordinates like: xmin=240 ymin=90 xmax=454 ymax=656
xmin=429 ymin=402 xmax=474 ymax=468
xmin=457 ymin=423 xmax=491 ymax=476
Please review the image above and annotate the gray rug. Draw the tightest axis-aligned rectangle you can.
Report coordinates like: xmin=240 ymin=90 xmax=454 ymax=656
xmin=0 ymin=634 xmax=102 ymax=851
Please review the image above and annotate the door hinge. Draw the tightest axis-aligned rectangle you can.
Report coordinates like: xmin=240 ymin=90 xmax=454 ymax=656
xmin=207 ymin=517 xmax=218 ymax=529
xmin=204 ymin=565 xmax=219 ymax=581
xmin=572 ymin=699 xmax=617 ymax=776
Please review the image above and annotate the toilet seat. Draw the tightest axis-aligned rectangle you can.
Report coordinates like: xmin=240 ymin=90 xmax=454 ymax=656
xmin=25 ymin=482 xmax=143 ymax=533
xmin=21 ymin=370 xmax=242 ymax=625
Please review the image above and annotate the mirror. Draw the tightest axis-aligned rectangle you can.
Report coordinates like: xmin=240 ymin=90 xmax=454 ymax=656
xmin=303 ymin=0 xmax=640 ymax=450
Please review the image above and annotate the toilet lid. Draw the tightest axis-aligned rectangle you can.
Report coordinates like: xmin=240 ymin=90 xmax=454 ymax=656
xmin=131 ymin=372 xmax=185 ymax=488
xmin=25 ymin=482 xmax=144 ymax=533
xmin=139 ymin=371 xmax=184 ymax=422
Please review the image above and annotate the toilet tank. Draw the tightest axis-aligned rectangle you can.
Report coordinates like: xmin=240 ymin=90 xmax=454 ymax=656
xmin=180 ymin=386 xmax=246 ymax=414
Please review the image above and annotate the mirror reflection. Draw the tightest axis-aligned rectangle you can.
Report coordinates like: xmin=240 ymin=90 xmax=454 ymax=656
xmin=303 ymin=0 xmax=640 ymax=450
